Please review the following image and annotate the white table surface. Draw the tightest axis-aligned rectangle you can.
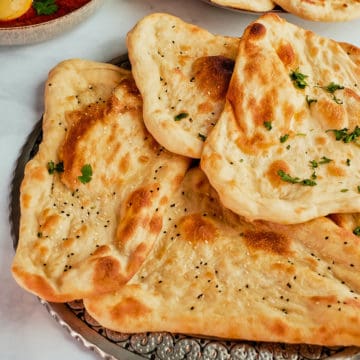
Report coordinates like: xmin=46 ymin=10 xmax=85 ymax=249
xmin=1 ymin=1 xmax=360 ymax=359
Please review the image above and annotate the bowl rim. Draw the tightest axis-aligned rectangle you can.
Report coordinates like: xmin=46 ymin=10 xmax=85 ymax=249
xmin=0 ymin=0 xmax=100 ymax=31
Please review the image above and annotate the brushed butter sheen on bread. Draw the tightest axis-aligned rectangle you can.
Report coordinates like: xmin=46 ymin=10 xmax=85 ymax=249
xmin=201 ymin=14 xmax=360 ymax=224
xmin=127 ymin=13 xmax=239 ymax=158
xmin=85 ymin=167 xmax=360 ymax=346
xmin=274 ymin=0 xmax=360 ymax=22
xmin=11 ymin=59 xmax=189 ymax=302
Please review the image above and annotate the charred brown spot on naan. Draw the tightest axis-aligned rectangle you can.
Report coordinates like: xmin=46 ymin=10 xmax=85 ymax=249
xmin=310 ymin=295 xmax=338 ymax=304
xmin=92 ymin=245 xmax=110 ymax=257
xmin=248 ymin=22 xmax=266 ymax=39
xmin=315 ymin=136 xmax=327 ymax=146
xmin=326 ymin=163 xmax=347 ymax=177
xmin=127 ymin=187 xmax=154 ymax=212
xmin=92 ymin=256 xmax=126 ymax=293
xmin=243 ymin=230 xmax=292 ymax=255
xmin=179 ymin=214 xmax=217 ymax=244
xmin=12 ymin=266 xmax=69 ymax=302
xmin=269 ymin=319 xmax=288 ymax=337
xmin=276 ymin=42 xmax=297 ymax=68
xmin=266 ymin=160 xmax=291 ymax=187
xmin=340 ymin=42 xmax=360 ymax=67
xmin=119 ymin=153 xmax=130 ymax=173
xmin=119 ymin=77 xmax=141 ymax=98
xmin=61 ymin=102 xmax=106 ymax=189
xmin=116 ymin=217 xmax=141 ymax=247
xmin=344 ymin=298 xmax=360 ymax=309
xmin=315 ymin=98 xmax=346 ymax=130
xmin=116 ymin=186 xmax=164 ymax=247
xmin=270 ymin=262 xmax=296 ymax=275
xmin=191 ymin=56 xmax=234 ymax=102
xmin=21 ymin=193 xmax=32 ymax=209
xmin=38 ymin=210 xmax=61 ymax=234
xmin=110 ymin=297 xmax=151 ymax=324
xmin=149 ymin=215 xmax=163 ymax=234
xmin=126 ymin=243 xmax=149 ymax=276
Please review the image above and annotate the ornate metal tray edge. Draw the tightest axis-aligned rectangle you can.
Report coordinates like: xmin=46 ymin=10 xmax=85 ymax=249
xmin=40 ymin=299 xmax=119 ymax=360
xmin=9 ymin=55 xmax=360 ymax=360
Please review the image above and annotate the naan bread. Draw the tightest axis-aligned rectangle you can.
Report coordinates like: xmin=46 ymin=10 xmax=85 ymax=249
xmin=210 ymin=0 xmax=275 ymax=12
xmin=12 ymin=59 xmax=189 ymax=302
xmin=274 ymin=0 xmax=360 ymax=22
xmin=329 ymin=213 xmax=360 ymax=233
xmin=201 ymin=14 xmax=360 ymax=224
xmin=85 ymin=167 xmax=360 ymax=346
xmin=328 ymin=42 xmax=360 ymax=235
xmin=127 ymin=13 xmax=239 ymax=158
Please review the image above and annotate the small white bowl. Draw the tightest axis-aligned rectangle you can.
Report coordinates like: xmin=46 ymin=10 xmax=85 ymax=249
xmin=0 ymin=0 xmax=105 ymax=46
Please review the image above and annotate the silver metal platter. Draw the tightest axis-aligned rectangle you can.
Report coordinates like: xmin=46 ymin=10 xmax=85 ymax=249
xmin=199 ymin=0 xmax=284 ymax=15
xmin=9 ymin=55 xmax=360 ymax=360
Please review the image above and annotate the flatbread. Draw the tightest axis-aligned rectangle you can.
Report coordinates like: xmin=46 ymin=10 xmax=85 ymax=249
xmin=12 ymin=59 xmax=189 ymax=302
xmin=84 ymin=167 xmax=360 ymax=346
xmin=210 ymin=0 xmax=275 ymax=12
xmin=201 ymin=14 xmax=360 ymax=224
xmin=329 ymin=213 xmax=360 ymax=233
xmin=127 ymin=13 xmax=239 ymax=158
xmin=274 ymin=0 xmax=360 ymax=22
xmin=327 ymin=42 xmax=360 ymax=234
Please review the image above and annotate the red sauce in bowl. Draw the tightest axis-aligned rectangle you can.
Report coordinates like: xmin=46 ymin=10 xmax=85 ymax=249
xmin=0 ymin=0 xmax=91 ymax=28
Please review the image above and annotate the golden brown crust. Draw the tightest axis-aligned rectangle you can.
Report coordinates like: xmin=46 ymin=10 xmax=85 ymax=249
xmin=274 ymin=0 xmax=360 ymax=21
xmin=84 ymin=168 xmax=360 ymax=346
xmin=201 ymin=14 xmax=360 ymax=224
xmin=11 ymin=59 xmax=190 ymax=302
xmin=127 ymin=13 xmax=239 ymax=158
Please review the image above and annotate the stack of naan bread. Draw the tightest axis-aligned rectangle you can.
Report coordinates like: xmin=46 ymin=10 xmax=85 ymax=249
xmin=12 ymin=13 xmax=360 ymax=347
xmin=206 ymin=0 xmax=360 ymax=22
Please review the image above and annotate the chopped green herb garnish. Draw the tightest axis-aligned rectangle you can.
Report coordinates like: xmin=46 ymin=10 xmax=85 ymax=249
xmin=332 ymin=95 xmax=343 ymax=104
xmin=263 ymin=121 xmax=272 ymax=131
xmin=198 ymin=133 xmax=207 ymax=142
xmin=277 ymin=170 xmax=317 ymax=186
xmin=33 ymin=0 xmax=58 ymax=15
xmin=323 ymin=82 xmax=344 ymax=94
xmin=326 ymin=126 xmax=360 ymax=143
xmin=319 ymin=156 xmax=333 ymax=164
xmin=78 ymin=164 xmax=93 ymax=184
xmin=358 ymin=185 xmax=360 ymax=193
xmin=340 ymin=189 xmax=349 ymax=192
xmin=277 ymin=170 xmax=299 ymax=184
xmin=37 ymin=232 xmax=43 ymax=238
xmin=174 ymin=112 xmax=189 ymax=121
xmin=353 ymin=226 xmax=360 ymax=236
xmin=306 ymin=95 xmax=317 ymax=106
xmin=290 ymin=69 xmax=308 ymax=89
xmin=301 ymin=179 xmax=317 ymax=186
xmin=47 ymin=160 xmax=64 ymax=174
xmin=320 ymin=82 xmax=344 ymax=104
xmin=280 ymin=134 xmax=289 ymax=143
xmin=309 ymin=160 xmax=318 ymax=169
xmin=346 ymin=158 xmax=351 ymax=166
